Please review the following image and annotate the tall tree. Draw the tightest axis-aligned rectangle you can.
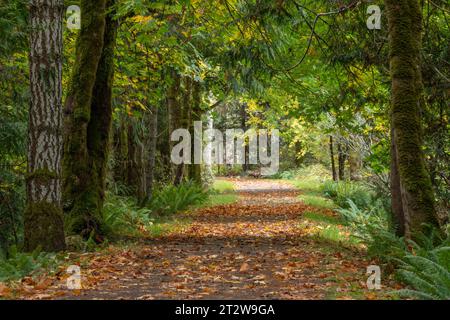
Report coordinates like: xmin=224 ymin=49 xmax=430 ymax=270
xmin=25 ymin=0 xmax=66 ymax=251
xmin=63 ymin=0 xmax=118 ymax=239
xmin=143 ymin=106 xmax=158 ymax=205
xmin=329 ymin=136 xmax=337 ymax=182
xmin=337 ymin=141 xmax=347 ymax=181
xmin=385 ymin=0 xmax=439 ymax=237
xmin=188 ymin=81 xmax=203 ymax=184
xmin=167 ymin=69 xmax=181 ymax=181
xmin=174 ymin=76 xmax=193 ymax=185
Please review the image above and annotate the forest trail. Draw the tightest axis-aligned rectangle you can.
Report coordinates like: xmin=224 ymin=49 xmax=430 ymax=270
xmin=22 ymin=179 xmax=385 ymax=300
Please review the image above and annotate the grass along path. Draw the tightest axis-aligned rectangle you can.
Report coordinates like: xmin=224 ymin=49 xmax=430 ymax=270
xmin=11 ymin=179 xmax=397 ymax=300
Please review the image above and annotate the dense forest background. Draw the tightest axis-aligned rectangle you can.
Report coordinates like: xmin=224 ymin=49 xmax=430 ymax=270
xmin=0 ymin=0 xmax=449 ymax=300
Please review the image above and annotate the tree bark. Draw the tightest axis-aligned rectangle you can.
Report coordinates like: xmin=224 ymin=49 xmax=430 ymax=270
xmin=63 ymin=0 xmax=118 ymax=240
xmin=125 ymin=121 xmax=141 ymax=193
xmin=241 ymin=103 xmax=249 ymax=173
xmin=116 ymin=115 xmax=129 ymax=185
xmin=348 ymin=150 xmax=361 ymax=181
xmin=189 ymin=81 xmax=203 ymax=184
xmin=390 ymin=126 xmax=406 ymax=236
xmin=25 ymin=0 xmax=66 ymax=252
xmin=385 ymin=0 xmax=438 ymax=236
xmin=329 ymin=136 xmax=337 ymax=182
xmin=337 ymin=141 xmax=347 ymax=181
xmin=87 ymin=0 xmax=118 ymax=228
xmin=157 ymin=97 xmax=172 ymax=182
xmin=174 ymin=76 xmax=192 ymax=185
xmin=167 ymin=69 xmax=181 ymax=181
xmin=142 ymin=106 xmax=158 ymax=205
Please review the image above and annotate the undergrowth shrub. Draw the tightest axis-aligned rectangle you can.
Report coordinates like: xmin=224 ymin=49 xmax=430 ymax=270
xmin=149 ymin=181 xmax=208 ymax=215
xmin=103 ymin=194 xmax=154 ymax=237
xmin=323 ymin=181 xmax=373 ymax=209
xmin=396 ymin=243 xmax=450 ymax=300
xmin=337 ymin=199 xmax=406 ymax=259
xmin=0 ymin=246 xmax=58 ymax=282
xmin=272 ymin=164 xmax=330 ymax=181
xmin=338 ymin=199 xmax=450 ymax=300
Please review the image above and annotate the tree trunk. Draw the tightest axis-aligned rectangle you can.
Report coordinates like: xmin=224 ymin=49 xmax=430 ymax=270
xmin=329 ymin=136 xmax=337 ymax=182
xmin=385 ymin=0 xmax=438 ymax=236
xmin=174 ymin=76 xmax=192 ymax=185
xmin=87 ymin=0 xmax=118 ymax=228
xmin=142 ymin=107 xmax=158 ymax=205
xmin=63 ymin=0 xmax=118 ymax=240
xmin=157 ymin=98 xmax=172 ymax=182
xmin=136 ymin=138 xmax=146 ymax=205
xmin=189 ymin=81 xmax=203 ymax=184
xmin=25 ymin=0 xmax=66 ymax=252
xmin=337 ymin=141 xmax=346 ymax=181
xmin=167 ymin=69 xmax=181 ymax=181
xmin=241 ymin=103 xmax=249 ymax=173
xmin=116 ymin=115 xmax=129 ymax=185
xmin=348 ymin=150 xmax=361 ymax=181
xmin=126 ymin=122 xmax=139 ymax=190
xmin=390 ymin=126 xmax=406 ymax=236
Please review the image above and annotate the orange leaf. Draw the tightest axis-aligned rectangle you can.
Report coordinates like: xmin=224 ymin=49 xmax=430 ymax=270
xmin=239 ymin=263 xmax=250 ymax=273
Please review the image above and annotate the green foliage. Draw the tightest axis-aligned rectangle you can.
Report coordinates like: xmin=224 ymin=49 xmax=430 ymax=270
xmin=0 ymin=0 xmax=28 ymax=57
xmin=337 ymin=199 xmax=406 ymax=259
xmin=0 ymin=0 xmax=29 ymax=256
xmin=300 ymin=210 xmax=359 ymax=248
xmin=0 ymin=246 xmax=58 ymax=282
xmin=303 ymin=211 xmax=342 ymax=226
xmin=396 ymin=244 xmax=450 ymax=300
xmin=338 ymin=199 xmax=450 ymax=300
xmin=0 ymin=89 xmax=28 ymax=256
xmin=299 ymin=194 xmax=335 ymax=209
xmin=273 ymin=170 xmax=297 ymax=180
xmin=103 ymin=194 xmax=154 ymax=237
xmin=273 ymin=164 xmax=330 ymax=182
xmin=149 ymin=182 xmax=208 ymax=215
xmin=212 ymin=180 xmax=235 ymax=194
xmin=323 ymin=181 xmax=373 ymax=209
xmin=199 ymin=194 xmax=238 ymax=208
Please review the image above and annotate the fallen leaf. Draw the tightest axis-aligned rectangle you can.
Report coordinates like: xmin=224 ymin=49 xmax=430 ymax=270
xmin=0 ymin=283 xmax=11 ymax=297
xmin=239 ymin=262 xmax=250 ymax=273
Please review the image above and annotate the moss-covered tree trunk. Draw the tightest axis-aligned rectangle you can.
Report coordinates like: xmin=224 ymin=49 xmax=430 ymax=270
xmin=385 ymin=0 xmax=438 ymax=236
xmin=25 ymin=0 xmax=66 ymax=252
xmin=390 ymin=125 xmax=406 ymax=236
xmin=63 ymin=0 xmax=118 ymax=240
xmin=86 ymin=0 xmax=118 ymax=233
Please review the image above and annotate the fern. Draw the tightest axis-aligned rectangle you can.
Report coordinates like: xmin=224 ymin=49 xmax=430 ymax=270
xmin=149 ymin=182 xmax=208 ymax=215
xmin=103 ymin=194 xmax=154 ymax=236
xmin=0 ymin=246 xmax=58 ymax=282
xmin=337 ymin=199 xmax=407 ymax=259
xmin=396 ymin=246 xmax=450 ymax=300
